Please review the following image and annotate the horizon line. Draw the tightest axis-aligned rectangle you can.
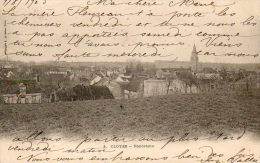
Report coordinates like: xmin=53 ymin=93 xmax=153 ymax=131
xmin=0 ymin=59 xmax=259 ymax=65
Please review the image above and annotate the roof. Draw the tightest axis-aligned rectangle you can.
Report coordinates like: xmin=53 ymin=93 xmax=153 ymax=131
xmin=115 ymin=76 xmax=129 ymax=83
xmin=192 ymin=44 xmax=197 ymax=53
xmin=95 ymin=77 xmax=110 ymax=86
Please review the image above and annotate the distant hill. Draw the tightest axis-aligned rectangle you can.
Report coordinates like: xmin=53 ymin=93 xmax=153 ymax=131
xmin=1 ymin=59 xmax=259 ymax=71
xmin=154 ymin=60 xmax=260 ymax=71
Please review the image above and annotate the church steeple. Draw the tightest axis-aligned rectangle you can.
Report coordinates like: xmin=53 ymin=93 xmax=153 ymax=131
xmin=190 ymin=44 xmax=199 ymax=72
xmin=192 ymin=44 xmax=197 ymax=53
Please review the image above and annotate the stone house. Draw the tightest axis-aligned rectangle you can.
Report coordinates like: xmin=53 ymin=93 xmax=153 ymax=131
xmin=1 ymin=83 xmax=42 ymax=104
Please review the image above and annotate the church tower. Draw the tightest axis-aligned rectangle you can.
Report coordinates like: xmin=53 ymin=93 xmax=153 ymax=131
xmin=190 ymin=44 xmax=199 ymax=73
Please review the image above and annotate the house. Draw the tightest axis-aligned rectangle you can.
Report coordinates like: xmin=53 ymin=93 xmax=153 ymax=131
xmin=194 ymin=70 xmax=223 ymax=92
xmin=1 ymin=82 xmax=42 ymax=104
xmin=90 ymin=75 xmax=102 ymax=85
xmin=0 ymin=64 xmax=17 ymax=79
xmin=156 ymin=68 xmax=191 ymax=79
xmin=107 ymin=81 xmax=126 ymax=99
xmin=88 ymin=75 xmax=125 ymax=99
xmin=3 ymin=93 xmax=42 ymax=104
xmin=115 ymin=76 xmax=129 ymax=83
xmin=143 ymin=78 xmax=199 ymax=97
xmin=196 ymin=73 xmax=221 ymax=80
xmin=143 ymin=80 xmax=168 ymax=97
xmin=45 ymin=67 xmax=71 ymax=76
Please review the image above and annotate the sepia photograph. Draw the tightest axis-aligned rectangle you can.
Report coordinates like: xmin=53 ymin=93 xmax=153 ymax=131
xmin=0 ymin=0 xmax=260 ymax=162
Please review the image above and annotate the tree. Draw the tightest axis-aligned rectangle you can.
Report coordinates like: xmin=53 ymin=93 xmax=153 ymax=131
xmin=166 ymin=78 xmax=171 ymax=95
xmin=219 ymin=67 xmax=228 ymax=81
xmin=177 ymin=71 xmax=197 ymax=93
xmin=136 ymin=62 xmax=144 ymax=73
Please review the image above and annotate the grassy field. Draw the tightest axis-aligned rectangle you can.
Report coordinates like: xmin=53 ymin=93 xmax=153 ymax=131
xmin=0 ymin=93 xmax=260 ymax=138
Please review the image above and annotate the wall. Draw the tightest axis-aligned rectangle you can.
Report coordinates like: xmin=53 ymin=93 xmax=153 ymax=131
xmin=143 ymin=80 xmax=168 ymax=97
xmin=2 ymin=93 xmax=42 ymax=104
xmin=144 ymin=79 xmax=199 ymax=97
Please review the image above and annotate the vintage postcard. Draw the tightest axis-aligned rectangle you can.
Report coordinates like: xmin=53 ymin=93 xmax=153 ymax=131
xmin=0 ymin=0 xmax=260 ymax=162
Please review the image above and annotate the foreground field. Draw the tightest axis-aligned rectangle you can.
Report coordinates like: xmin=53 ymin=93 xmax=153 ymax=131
xmin=0 ymin=93 xmax=260 ymax=138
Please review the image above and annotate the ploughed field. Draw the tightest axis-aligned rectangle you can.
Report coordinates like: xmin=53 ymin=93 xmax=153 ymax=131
xmin=0 ymin=93 xmax=260 ymax=138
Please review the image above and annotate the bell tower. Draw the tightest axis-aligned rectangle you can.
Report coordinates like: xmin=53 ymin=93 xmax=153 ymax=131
xmin=190 ymin=44 xmax=199 ymax=73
